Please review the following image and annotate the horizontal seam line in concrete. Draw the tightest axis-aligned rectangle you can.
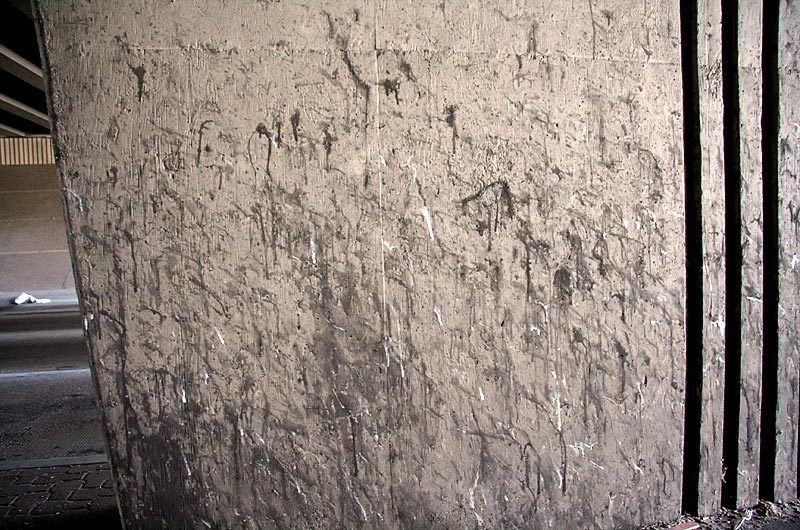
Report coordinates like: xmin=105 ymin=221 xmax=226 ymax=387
xmin=0 ymin=250 xmax=69 ymax=256
xmin=88 ymin=46 xmax=685 ymax=65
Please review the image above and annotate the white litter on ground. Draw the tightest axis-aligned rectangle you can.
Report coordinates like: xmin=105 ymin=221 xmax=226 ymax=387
xmin=13 ymin=293 xmax=51 ymax=305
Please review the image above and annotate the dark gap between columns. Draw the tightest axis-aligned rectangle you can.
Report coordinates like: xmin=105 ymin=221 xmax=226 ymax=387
xmin=721 ymin=0 xmax=744 ymax=509
xmin=680 ymin=0 xmax=704 ymax=515
xmin=759 ymin=0 xmax=779 ymax=502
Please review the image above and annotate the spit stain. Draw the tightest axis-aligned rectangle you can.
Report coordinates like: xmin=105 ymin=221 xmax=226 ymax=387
xmin=433 ymin=307 xmax=444 ymax=326
xmin=420 ymin=207 xmax=435 ymax=240
xmin=552 ymin=391 xmax=562 ymax=431
xmin=570 ymin=441 xmax=597 ymax=457
xmin=711 ymin=313 xmax=725 ymax=337
xmin=310 ymin=236 xmax=318 ymax=265
xmin=400 ymin=155 xmax=418 ymax=180
xmin=70 ymin=191 xmax=85 ymax=212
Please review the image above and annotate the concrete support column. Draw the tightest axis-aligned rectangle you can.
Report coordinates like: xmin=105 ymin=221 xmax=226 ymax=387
xmin=35 ymin=1 xmax=726 ymax=528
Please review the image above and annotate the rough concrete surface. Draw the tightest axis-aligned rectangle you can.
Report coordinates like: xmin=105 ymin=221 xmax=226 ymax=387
xmin=32 ymin=0 xmax=796 ymax=528
xmin=775 ymin=0 xmax=800 ymax=504
xmin=735 ymin=0 xmax=764 ymax=509
xmin=696 ymin=0 xmax=725 ymax=515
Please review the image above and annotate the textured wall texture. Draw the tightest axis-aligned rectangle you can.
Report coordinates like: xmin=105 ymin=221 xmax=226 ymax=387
xmin=775 ymin=0 xmax=800 ymax=503
xmin=0 ymin=164 xmax=74 ymax=292
xmin=34 ymin=0 xmax=799 ymax=528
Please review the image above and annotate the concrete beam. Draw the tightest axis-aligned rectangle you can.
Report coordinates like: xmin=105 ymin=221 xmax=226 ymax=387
xmin=0 ymin=122 xmax=26 ymax=137
xmin=0 ymin=44 xmax=44 ymax=90
xmin=8 ymin=0 xmax=33 ymax=19
xmin=0 ymin=93 xmax=49 ymax=129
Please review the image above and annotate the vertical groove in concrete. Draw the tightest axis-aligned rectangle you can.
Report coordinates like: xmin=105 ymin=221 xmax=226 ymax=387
xmin=680 ymin=0 xmax=704 ymax=515
xmin=734 ymin=0 xmax=763 ymax=509
xmin=774 ymin=0 xmax=800 ymax=502
xmin=696 ymin=0 xmax=726 ymax=516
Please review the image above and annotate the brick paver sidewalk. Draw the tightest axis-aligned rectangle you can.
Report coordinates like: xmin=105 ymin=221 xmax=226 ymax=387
xmin=0 ymin=463 xmax=121 ymax=529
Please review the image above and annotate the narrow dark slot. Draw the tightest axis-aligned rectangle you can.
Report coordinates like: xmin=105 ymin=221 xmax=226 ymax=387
xmin=759 ymin=0 xmax=780 ymax=502
xmin=680 ymin=0 xmax=704 ymax=515
xmin=720 ymin=0 xmax=744 ymax=509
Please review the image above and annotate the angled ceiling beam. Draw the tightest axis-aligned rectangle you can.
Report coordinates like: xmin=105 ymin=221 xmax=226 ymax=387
xmin=0 ymin=43 xmax=44 ymax=90
xmin=8 ymin=0 xmax=33 ymax=19
xmin=0 ymin=93 xmax=49 ymax=128
xmin=0 ymin=122 xmax=26 ymax=137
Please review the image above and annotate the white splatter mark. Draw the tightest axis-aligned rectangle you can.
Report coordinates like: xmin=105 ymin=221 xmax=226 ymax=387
xmin=644 ymin=208 xmax=658 ymax=227
xmin=203 ymin=370 xmax=209 ymax=385
xmin=469 ymin=470 xmax=484 ymax=526
xmin=181 ymin=387 xmax=187 ymax=404
xmin=535 ymin=301 xmax=549 ymax=323
xmin=590 ymin=461 xmax=605 ymax=470
xmin=384 ymin=341 xmax=390 ymax=367
xmin=650 ymin=320 xmax=657 ymax=327
xmin=529 ymin=323 xmax=542 ymax=335
xmin=792 ymin=254 xmax=800 ymax=270
xmin=632 ymin=462 xmax=643 ymax=475
xmin=711 ymin=314 xmax=725 ymax=337
xmin=433 ymin=307 xmax=443 ymax=326
xmin=552 ymin=392 xmax=562 ymax=431
xmin=623 ymin=218 xmax=629 ymax=228
xmin=400 ymin=359 xmax=406 ymax=379
xmin=400 ymin=155 xmax=418 ymax=180
xmin=83 ymin=318 xmax=89 ymax=331
xmin=70 ymin=190 xmax=85 ymax=212
xmin=555 ymin=467 xmax=564 ymax=490
xmin=746 ymin=296 xmax=762 ymax=304
xmin=419 ymin=206 xmax=435 ymax=240
xmin=382 ymin=240 xmax=398 ymax=251
xmin=182 ymin=452 xmax=192 ymax=476
xmin=570 ymin=441 xmax=597 ymax=457
xmin=636 ymin=381 xmax=644 ymax=409
xmin=309 ymin=236 xmax=317 ymax=265
xmin=292 ymin=477 xmax=308 ymax=504
xmin=239 ymin=427 xmax=245 ymax=438
xmin=478 ymin=387 xmax=485 ymax=401
xmin=353 ymin=494 xmax=368 ymax=521
xmin=379 ymin=155 xmax=387 ymax=167
xmin=214 ymin=327 xmax=225 ymax=345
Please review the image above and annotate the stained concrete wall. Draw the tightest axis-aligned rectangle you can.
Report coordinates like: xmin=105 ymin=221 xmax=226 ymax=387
xmin=0 ymin=164 xmax=74 ymax=293
xmin=32 ymin=0 xmax=799 ymax=528
xmin=775 ymin=0 xmax=800 ymax=503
